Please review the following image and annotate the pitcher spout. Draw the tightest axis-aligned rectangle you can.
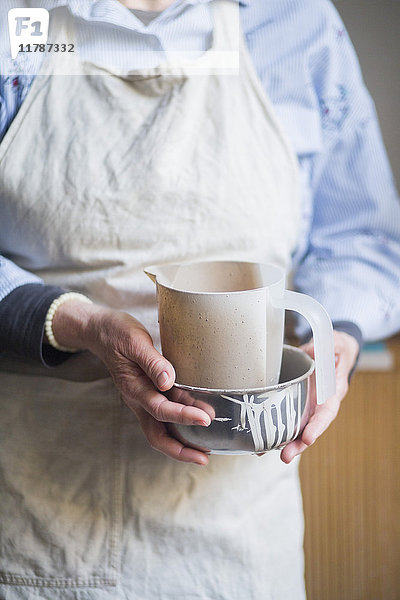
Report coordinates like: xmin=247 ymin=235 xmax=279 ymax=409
xmin=144 ymin=265 xmax=158 ymax=284
xmin=144 ymin=263 xmax=182 ymax=286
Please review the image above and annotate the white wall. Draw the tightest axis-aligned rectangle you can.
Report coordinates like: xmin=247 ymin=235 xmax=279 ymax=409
xmin=332 ymin=0 xmax=400 ymax=187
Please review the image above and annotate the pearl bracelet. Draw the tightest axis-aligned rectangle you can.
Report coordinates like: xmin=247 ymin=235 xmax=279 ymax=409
xmin=44 ymin=292 xmax=93 ymax=353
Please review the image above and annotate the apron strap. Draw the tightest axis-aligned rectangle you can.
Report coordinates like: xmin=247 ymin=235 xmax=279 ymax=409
xmin=40 ymin=6 xmax=80 ymax=76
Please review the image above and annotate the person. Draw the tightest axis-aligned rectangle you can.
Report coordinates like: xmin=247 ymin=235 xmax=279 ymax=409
xmin=0 ymin=0 xmax=399 ymax=598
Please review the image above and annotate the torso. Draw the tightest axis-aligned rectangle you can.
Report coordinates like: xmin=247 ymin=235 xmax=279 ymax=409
xmin=0 ymin=3 xmax=306 ymax=598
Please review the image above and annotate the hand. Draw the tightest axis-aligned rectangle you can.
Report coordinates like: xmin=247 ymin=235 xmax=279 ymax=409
xmin=51 ymin=300 xmax=211 ymax=466
xmin=280 ymin=330 xmax=360 ymax=464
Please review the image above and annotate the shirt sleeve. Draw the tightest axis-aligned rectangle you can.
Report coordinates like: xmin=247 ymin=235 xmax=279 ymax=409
xmin=292 ymin=3 xmax=400 ymax=343
xmin=0 ymin=282 xmax=71 ymax=366
xmin=0 ymin=255 xmax=42 ymax=300
xmin=0 ymin=75 xmax=35 ymax=142
xmin=0 ymin=257 xmax=69 ymax=365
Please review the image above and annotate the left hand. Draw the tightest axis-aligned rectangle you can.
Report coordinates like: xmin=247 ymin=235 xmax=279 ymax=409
xmin=280 ymin=330 xmax=360 ymax=464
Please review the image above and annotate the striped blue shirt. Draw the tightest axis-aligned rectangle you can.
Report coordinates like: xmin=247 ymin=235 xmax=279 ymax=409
xmin=1 ymin=0 xmax=400 ymax=342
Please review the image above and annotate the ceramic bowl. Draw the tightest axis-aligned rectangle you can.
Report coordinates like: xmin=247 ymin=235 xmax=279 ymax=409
xmin=165 ymin=345 xmax=314 ymax=454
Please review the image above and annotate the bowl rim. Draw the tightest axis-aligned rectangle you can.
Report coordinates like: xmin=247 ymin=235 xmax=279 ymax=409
xmin=173 ymin=344 xmax=315 ymax=395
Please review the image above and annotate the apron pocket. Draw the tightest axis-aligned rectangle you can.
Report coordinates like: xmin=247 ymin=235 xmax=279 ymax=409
xmin=0 ymin=373 xmax=122 ymax=588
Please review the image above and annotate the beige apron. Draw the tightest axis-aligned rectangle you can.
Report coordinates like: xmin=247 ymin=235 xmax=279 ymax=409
xmin=0 ymin=2 xmax=305 ymax=598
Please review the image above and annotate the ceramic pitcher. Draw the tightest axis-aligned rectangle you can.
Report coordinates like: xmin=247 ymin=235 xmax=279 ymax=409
xmin=145 ymin=261 xmax=335 ymax=405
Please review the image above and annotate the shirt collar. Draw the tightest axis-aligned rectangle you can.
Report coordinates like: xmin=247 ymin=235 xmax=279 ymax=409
xmin=44 ymin=0 xmax=250 ymax=20
xmin=186 ymin=0 xmax=250 ymax=5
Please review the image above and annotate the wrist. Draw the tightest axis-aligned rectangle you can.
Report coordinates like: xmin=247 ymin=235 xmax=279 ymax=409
xmin=50 ymin=298 xmax=107 ymax=352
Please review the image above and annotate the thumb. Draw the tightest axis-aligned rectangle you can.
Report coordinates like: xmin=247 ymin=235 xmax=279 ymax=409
xmin=133 ymin=334 xmax=176 ymax=391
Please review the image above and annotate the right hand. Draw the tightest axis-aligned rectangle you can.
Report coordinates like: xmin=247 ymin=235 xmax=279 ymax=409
xmin=51 ymin=299 xmax=211 ymax=465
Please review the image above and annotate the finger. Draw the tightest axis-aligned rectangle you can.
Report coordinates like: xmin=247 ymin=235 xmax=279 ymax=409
xmin=282 ymin=332 xmax=356 ymax=464
xmin=281 ymin=389 xmax=344 ymax=463
xmin=299 ymin=340 xmax=315 ymax=359
xmin=282 ymin=376 xmax=351 ymax=464
xmin=300 ymin=401 xmax=340 ymax=445
xmin=168 ymin=387 xmax=216 ymax=421
xmin=280 ymin=437 xmax=311 ymax=464
xmin=123 ymin=373 xmax=211 ymax=425
xmin=335 ymin=348 xmax=355 ymax=383
xmin=135 ymin=407 xmax=209 ymax=466
xmin=146 ymin=391 xmax=212 ymax=425
xmin=128 ymin=331 xmax=176 ymax=391
xmin=302 ymin=331 xmax=359 ymax=376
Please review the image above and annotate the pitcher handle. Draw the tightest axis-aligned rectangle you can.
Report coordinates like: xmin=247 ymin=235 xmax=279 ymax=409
xmin=272 ymin=290 xmax=336 ymax=405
